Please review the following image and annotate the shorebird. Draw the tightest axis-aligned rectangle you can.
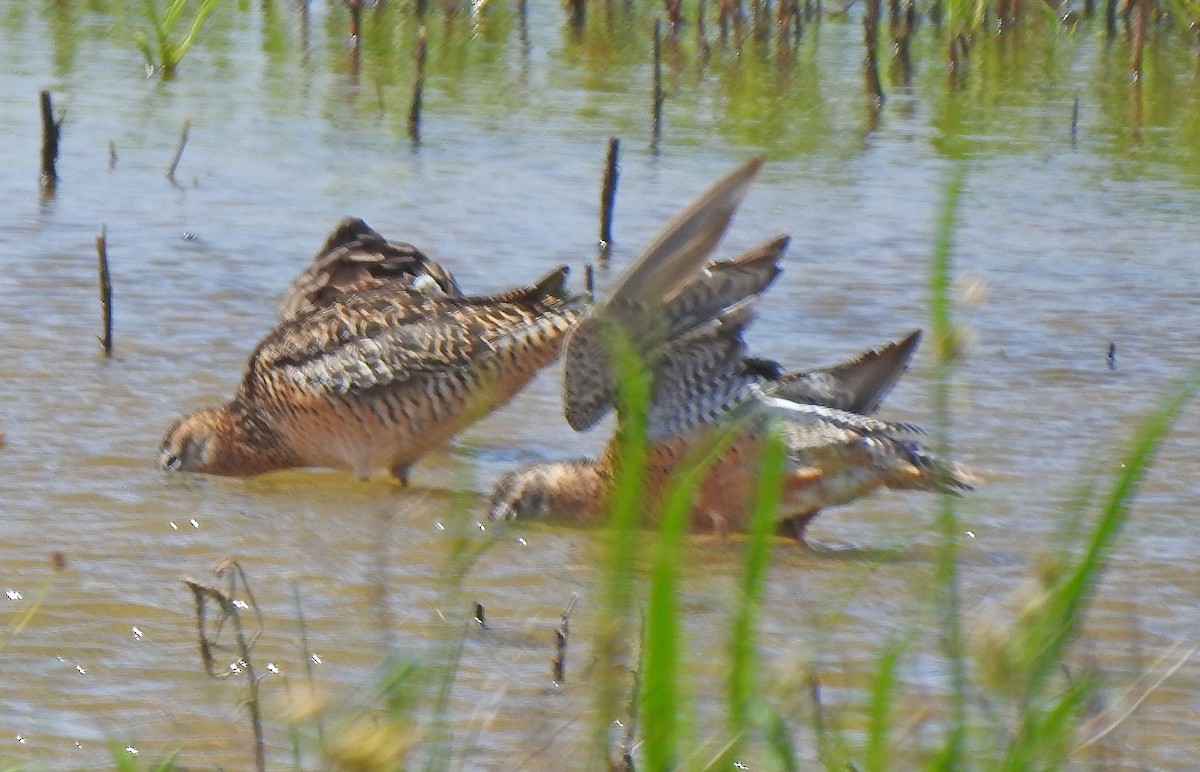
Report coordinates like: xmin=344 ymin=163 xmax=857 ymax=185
xmin=278 ymin=216 xmax=461 ymax=319
xmin=159 ymin=159 xmax=769 ymax=481
xmin=488 ymin=250 xmax=974 ymax=538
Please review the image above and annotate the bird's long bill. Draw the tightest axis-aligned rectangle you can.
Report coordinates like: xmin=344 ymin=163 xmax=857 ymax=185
xmin=601 ymin=157 xmax=764 ymax=310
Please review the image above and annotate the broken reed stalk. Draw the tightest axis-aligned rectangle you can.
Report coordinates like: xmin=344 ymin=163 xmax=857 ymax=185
xmin=167 ymin=117 xmax=190 ymax=182
xmin=96 ymin=225 xmax=113 ymax=357
xmin=1105 ymin=0 xmax=1118 ymax=35
xmin=347 ymin=0 xmax=363 ymax=39
xmin=599 ymin=137 xmax=620 ymax=256
xmin=292 ymin=582 xmax=325 ymax=746
xmin=184 ymin=561 xmax=265 ymax=772
xmin=585 ymin=263 xmax=596 ymax=302
xmin=1130 ymin=0 xmax=1147 ymax=80
xmin=665 ymin=0 xmax=684 ymax=27
xmin=1071 ymin=97 xmax=1080 ymax=144
xmin=409 ymin=26 xmax=428 ymax=143
xmin=612 ymin=615 xmax=645 ymax=769
xmin=652 ymin=20 xmax=664 ymax=143
xmin=551 ymin=594 xmax=579 ymax=684
xmin=518 ymin=0 xmax=530 ymax=55
xmin=864 ymin=0 xmax=885 ymax=108
xmin=39 ymin=90 xmax=61 ymax=192
xmin=569 ymin=0 xmax=586 ymax=33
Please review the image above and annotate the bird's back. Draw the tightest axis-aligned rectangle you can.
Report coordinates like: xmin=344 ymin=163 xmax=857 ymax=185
xmin=279 ymin=217 xmax=462 ymax=319
xmin=239 ymin=266 xmax=583 ymax=478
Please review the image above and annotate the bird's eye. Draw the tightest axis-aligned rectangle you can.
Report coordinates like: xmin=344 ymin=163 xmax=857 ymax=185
xmin=163 ymin=453 xmax=181 ymax=471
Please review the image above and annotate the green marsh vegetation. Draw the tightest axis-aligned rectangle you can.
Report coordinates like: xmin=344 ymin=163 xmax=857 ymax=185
xmin=110 ymin=169 xmax=1194 ymax=770
xmin=3 ymin=1 xmax=1199 ymax=768
xmin=136 ymin=0 xmax=222 ymax=77
xmin=11 ymin=0 xmax=1200 ymax=167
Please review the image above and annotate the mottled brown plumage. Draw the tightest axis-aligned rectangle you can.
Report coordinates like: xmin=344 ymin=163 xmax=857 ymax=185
xmin=278 ymin=217 xmax=462 ymax=319
xmin=162 ymin=267 xmax=578 ymax=479
xmin=488 ymin=331 xmax=972 ymax=538
xmin=160 ymin=159 xmax=771 ymax=480
xmin=487 ymin=331 xmax=974 ymax=537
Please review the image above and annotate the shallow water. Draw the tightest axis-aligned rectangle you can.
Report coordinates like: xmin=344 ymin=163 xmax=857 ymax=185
xmin=1 ymin=2 xmax=1199 ymax=768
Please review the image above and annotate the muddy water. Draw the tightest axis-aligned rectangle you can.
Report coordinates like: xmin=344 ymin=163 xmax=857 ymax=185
xmin=1 ymin=2 xmax=1199 ymax=768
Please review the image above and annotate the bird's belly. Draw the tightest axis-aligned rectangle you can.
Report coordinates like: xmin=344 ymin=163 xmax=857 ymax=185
xmin=273 ymin=358 xmax=551 ymax=478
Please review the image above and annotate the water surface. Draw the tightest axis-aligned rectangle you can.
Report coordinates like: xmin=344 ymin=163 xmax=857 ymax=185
xmin=1 ymin=2 xmax=1198 ymax=767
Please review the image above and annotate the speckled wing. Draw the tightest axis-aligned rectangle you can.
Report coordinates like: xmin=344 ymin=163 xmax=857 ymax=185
xmin=564 ymin=238 xmax=785 ymax=435
xmin=562 ymin=158 xmax=777 ymax=433
xmin=771 ymin=330 xmax=921 ymax=414
xmin=279 ymin=217 xmax=462 ymax=319
xmin=244 ymin=266 xmax=580 ymax=403
xmin=641 ymin=304 xmax=765 ymax=444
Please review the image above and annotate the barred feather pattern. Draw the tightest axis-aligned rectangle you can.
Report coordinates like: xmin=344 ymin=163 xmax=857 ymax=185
xmin=279 ymin=217 xmax=462 ymax=319
xmin=161 ymin=263 xmax=583 ymax=479
xmin=563 ymin=235 xmax=787 ymax=433
xmin=488 ymin=330 xmax=975 ymax=536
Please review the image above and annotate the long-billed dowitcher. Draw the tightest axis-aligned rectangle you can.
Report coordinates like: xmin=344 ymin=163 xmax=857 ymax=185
xmin=278 ymin=216 xmax=462 ymax=319
xmin=489 ymin=223 xmax=973 ymax=538
xmin=159 ymin=159 xmax=768 ymax=481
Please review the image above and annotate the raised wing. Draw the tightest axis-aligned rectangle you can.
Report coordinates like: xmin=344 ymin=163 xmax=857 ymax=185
xmin=562 ymin=159 xmax=776 ymax=433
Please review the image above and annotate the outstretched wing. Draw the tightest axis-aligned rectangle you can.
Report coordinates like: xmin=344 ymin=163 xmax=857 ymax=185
xmin=562 ymin=159 xmax=775 ymax=432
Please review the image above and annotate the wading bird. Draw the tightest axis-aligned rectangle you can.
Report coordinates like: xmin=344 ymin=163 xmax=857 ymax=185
xmin=489 ymin=222 xmax=973 ymax=539
xmin=278 ymin=216 xmax=462 ymax=319
xmin=159 ymin=159 xmax=770 ymax=482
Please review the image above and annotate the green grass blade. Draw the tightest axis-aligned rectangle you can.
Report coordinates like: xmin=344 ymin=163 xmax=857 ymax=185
xmin=642 ymin=421 xmax=746 ymax=770
xmin=865 ymin=637 xmax=904 ymax=772
xmin=592 ymin=330 xmax=653 ymax=768
xmin=929 ymin=163 xmax=968 ymax=765
xmin=171 ymin=0 xmax=221 ymax=67
xmin=1007 ymin=366 xmax=1200 ymax=765
xmin=725 ymin=427 xmax=787 ymax=762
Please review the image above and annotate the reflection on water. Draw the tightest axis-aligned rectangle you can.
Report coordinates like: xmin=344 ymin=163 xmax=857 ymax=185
xmin=1 ymin=1 xmax=1199 ymax=767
